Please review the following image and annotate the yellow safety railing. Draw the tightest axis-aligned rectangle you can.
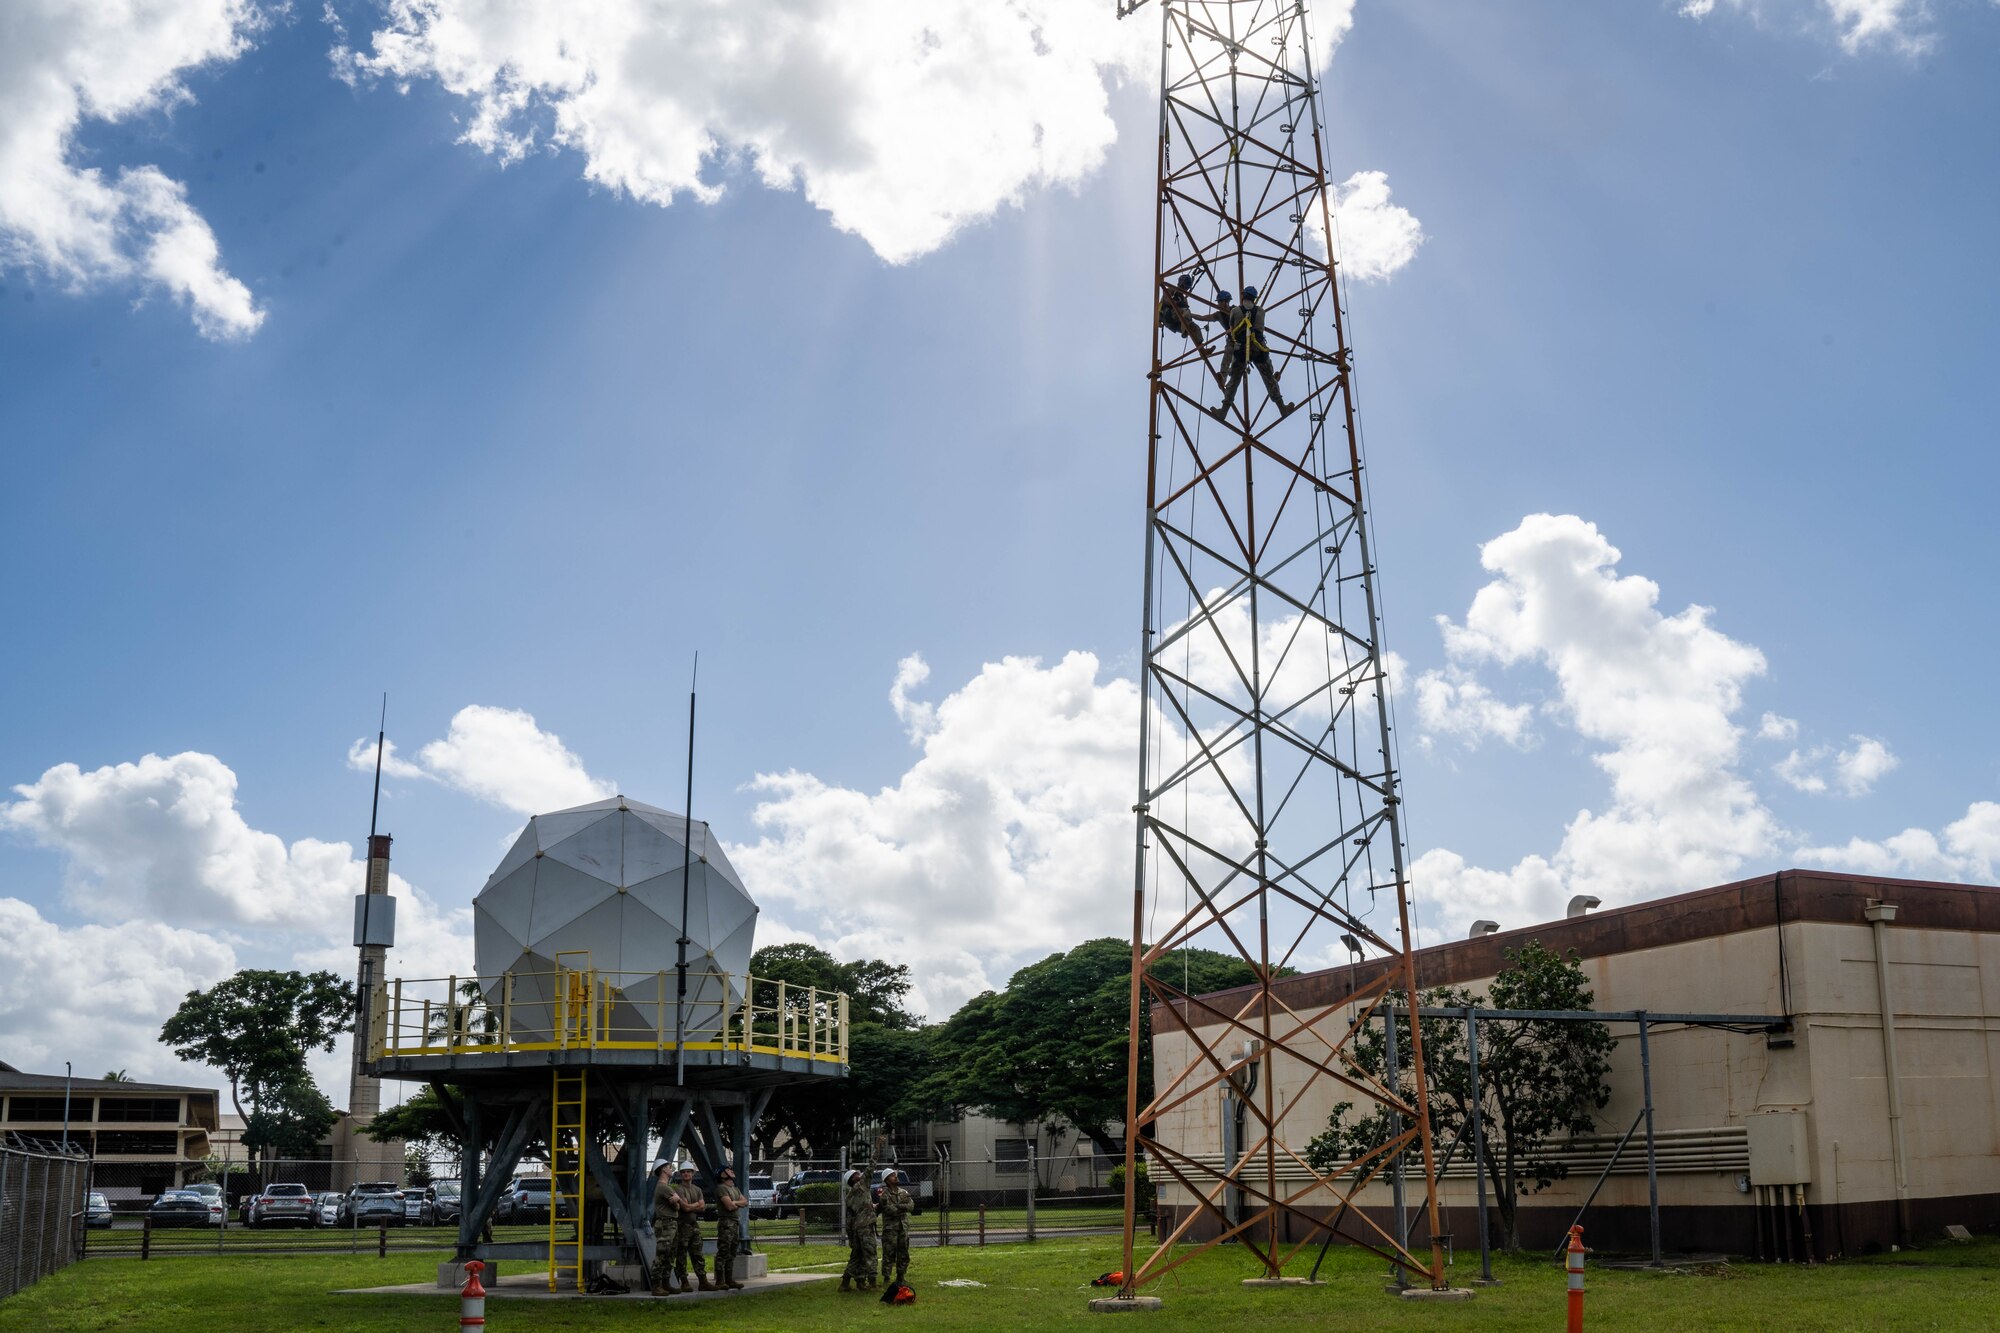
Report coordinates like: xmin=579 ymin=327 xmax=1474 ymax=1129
xmin=369 ymin=969 xmax=851 ymax=1066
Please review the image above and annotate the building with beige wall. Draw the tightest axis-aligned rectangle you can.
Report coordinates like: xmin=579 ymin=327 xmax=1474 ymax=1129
xmin=1150 ymin=870 xmax=2000 ymax=1258
xmin=0 ymin=1061 xmax=216 ymax=1198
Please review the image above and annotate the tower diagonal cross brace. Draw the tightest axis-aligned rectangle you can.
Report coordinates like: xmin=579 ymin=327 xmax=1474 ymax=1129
xmin=1112 ymin=0 xmax=1447 ymax=1296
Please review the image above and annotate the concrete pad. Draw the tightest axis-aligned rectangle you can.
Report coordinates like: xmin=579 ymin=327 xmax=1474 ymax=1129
xmin=1400 ymin=1287 xmax=1476 ymax=1302
xmin=1088 ymin=1296 xmax=1166 ymax=1313
xmin=341 ymin=1270 xmax=831 ymax=1301
xmin=1242 ymin=1277 xmax=1324 ymax=1287
xmin=437 ymin=1261 xmax=498 ymax=1288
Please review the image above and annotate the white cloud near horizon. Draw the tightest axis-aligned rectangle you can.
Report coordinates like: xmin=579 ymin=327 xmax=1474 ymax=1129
xmin=1 ymin=749 xmax=471 ymax=1093
xmin=348 ymin=705 xmax=615 ymax=816
xmin=0 ymin=0 xmax=266 ymax=338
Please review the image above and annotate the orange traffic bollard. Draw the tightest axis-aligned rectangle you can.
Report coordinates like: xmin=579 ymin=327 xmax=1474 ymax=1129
xmin=1565 ymin=1225 xmax=1586 ymax=1333
xmin=460 ymin=1259 xmax=487 ymax=1329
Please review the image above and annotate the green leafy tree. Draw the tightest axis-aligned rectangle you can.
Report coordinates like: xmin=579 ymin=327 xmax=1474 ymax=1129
xmin=1304 ymin=941 xmax=1614 ymax=1250
xmin=159 ymin=968 xmax=355 ymax=1170
xmin=926 ymin=938 xmax=1271 ymax=1156
xmin=748 ymin=945 xmax=933 ymax=1159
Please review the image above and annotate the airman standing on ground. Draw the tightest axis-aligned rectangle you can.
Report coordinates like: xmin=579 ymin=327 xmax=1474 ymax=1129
xmin=878 ymin=1169 xmax=915 ymax=1290
xmin=649 ymin=1163 xmax=678 ymax=1296
xmin=713 ymin=1166 xmax=747 ymax=1291
xmin=664 ymin=1165 xmax=712 ymax=1294
xmin=840 ymin=1169 xmax=878 ymax=1292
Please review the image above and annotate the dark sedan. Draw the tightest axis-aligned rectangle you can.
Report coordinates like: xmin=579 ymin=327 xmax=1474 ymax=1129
xmin=146 ymin=1190 xmax=212 ymax=1228
xmin=85 ymin=1192 xmax=114 ymax=1229
xmin=430 ymin=1179 xmax=462 ymax=1225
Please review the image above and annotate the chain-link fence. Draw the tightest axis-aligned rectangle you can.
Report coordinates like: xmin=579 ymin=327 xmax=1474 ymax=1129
xmin=746 ymin=1152 xmax=1130 ymax=1249
xmin=84 ymin=1155 xmax=475 ymax=1259
xmin=1 ymin=1137 xmax=89 ymax=1299
xmin=72 ymin=1149 xmax=1136 ymax=1264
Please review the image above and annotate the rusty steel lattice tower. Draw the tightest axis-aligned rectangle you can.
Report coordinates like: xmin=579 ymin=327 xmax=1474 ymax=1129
xmin=1113 ymin=0 xmax=1447 ymax=1296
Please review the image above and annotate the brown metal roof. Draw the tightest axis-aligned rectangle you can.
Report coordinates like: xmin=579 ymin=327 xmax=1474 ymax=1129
xmin=1166 ymin=868 xmax=2000 ymax=1019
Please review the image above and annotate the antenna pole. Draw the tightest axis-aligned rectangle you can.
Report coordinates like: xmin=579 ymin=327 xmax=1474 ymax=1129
xmin=674 ymin=655 xmax=699 ymax=1087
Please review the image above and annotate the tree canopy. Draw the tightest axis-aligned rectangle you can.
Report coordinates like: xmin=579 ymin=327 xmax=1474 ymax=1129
xmin=1304 ymin=940 xmax=1614 ymax=1249
xmin=921 ymin=937 xmax=1271 ymax=1155
xmin=749 ymin=944 xmax=935 ymax=1159
xmin=159 ymin=968 xmax=354 ymax=1164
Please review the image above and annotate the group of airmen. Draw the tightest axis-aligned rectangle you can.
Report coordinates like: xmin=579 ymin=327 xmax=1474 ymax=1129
xmin=643 ymin=1161 xmax=916 ymax=1298
xmin=841 ymin=1168 xmax=916 ymax=1294
xmin=1157 ymin=272 xmax=1295 ymax=420
xmin=648 ymin=1162 xmax=746 ymax=1295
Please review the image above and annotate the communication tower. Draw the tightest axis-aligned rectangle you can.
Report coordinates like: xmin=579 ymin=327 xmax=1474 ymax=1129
xmin=1111 ymin=0 xmax=1448 ymax=1296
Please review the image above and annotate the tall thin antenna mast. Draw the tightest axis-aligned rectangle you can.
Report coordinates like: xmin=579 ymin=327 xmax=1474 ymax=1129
xmin=368 ymin=692 xmax=387 ymax=840
xmin=674 ymin=654 xmax=699 ymax=1088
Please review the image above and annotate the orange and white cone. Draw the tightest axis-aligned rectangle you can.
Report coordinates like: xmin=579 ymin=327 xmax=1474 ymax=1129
xmin=1565 ymin=1225 xmax=1586 ymax=1333
xmin=461 ymin=1259 xmax=488 ymax=1329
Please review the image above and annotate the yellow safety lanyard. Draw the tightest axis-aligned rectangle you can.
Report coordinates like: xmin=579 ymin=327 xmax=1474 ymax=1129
xmin=1230 ymin=306 xmax=1266 ymax=355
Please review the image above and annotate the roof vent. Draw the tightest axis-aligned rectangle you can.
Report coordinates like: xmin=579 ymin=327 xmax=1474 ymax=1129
xmin=1567 ymin=895 xmax=1603 ymax=919
xmin=1467 ymin=920 xmax=1499 ymax=939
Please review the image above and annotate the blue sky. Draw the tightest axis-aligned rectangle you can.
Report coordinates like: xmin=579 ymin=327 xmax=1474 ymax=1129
xmin=2 ymin=0 xmax=1996 ymax=1088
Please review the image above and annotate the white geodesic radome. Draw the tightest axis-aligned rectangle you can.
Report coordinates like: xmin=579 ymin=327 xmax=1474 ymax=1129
xmin=471 ymin=796 xmax=757 ymax=1045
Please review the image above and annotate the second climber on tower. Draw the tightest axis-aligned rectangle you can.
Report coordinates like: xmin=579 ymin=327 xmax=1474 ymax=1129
xmin=1208 ymin=284 xmax=1291 ymax=420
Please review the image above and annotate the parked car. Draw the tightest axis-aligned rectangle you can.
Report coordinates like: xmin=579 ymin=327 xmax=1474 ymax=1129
xmin=315 ymin=1192 xmax=350 ymax=1226
xmin=349 ymin=1181 xmax=407 ymax=1227
xmin=746 ymin=1175 xmax=779 ymax=1217
xmin=430 ymin=1179 xmax=462 ymax=1225
xmin=246 ymin=1182 xmax=316 ymax=1229
xmin=85 ymin=1191 xmax=114 ymax=1229
xmin=774 ymin=1168 xmax=843 ymax=1219
xmin=494 ymin=1176 xmax=571 ymax=1224
xmin=146 ymin=1190 xmax=212 ymax=1228
xmin=179 ymin=1181 xmax=226 ymax=1227
xmin=402 ymin=1184 xmax=436 ymax=1226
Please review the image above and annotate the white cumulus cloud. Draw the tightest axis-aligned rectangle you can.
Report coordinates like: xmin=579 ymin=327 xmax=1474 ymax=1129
xmin=1794 ymin=801 xmax=2000 ymax=881
xmin=1 ymin=747 xmax=473 ymax=1096
xmin=730 ymin=651 xmax=1145 ymax=1019
xmin=1407 ymin=514 xmax=1781 ymax=935
xmin=0 ymin=897 xmax=239 ymax=1081
xmin=1773 ymin=733 xmax=1898 ymax=796
xmin=349 ymin=705 xmax=614 ymax=816
xmin=1677 ymin=0 xmax=1940 ymax=55
xmin=0 ymin=0 xmax=266 ymax=337
xmin=1326 ymin=170 xmax=1425 ymax=283
xmin=337 ymin=0 xmax=1411 ymax=274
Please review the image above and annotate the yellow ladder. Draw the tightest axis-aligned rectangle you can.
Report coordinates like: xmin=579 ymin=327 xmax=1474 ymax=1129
xmin=548 ymin=1068 xmax=586 ymax=1291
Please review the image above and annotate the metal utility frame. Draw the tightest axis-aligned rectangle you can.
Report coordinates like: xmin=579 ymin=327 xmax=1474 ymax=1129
xmin=1113 ymin=0 xmax=1448 ymax=1297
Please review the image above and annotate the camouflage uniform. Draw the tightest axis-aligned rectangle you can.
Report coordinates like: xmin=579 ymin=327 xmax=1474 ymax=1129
xmin=714 ymin=1179 xmax=747 ymax=1287
xmin=842 ymin=1177 xmax=878 ymax=1289
xmin=666 ymin=1178 xmax=707 ymax=1287
xmin=877 ymin=1179 xmax=914 ymax=1286
xmin=1210 ymin=298 xmax=1286 ymax=415
xmin=649 ymin=1174 xmax=680 ymax=1292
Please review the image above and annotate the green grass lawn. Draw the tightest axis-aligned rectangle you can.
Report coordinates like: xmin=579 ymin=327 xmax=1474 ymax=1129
xmin=8 ymin=1236 xmax=1999 ymax=1331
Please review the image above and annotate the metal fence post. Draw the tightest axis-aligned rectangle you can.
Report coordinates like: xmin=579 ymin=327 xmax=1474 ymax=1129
xmin=797 ymin=1204 xmax=806 ymax=1247
xmin=30 ymin=1156 xmax=47 ymax=1284
xmin=978 ymin=1203 xmax=986 ymax=1247
xmin=1466 ymin=1009 xmax=1496 ymax=1286
xmin=838 ymin=1147 xmax=848 ymax=1238
xmin=1639 ymin=1013 xmax=1663 ymax=1267
xmin=1025 ymin=1142 xmax=1036 ymax=1243
xmin=1383 ymin=1005 xmax=1407 ymax=1289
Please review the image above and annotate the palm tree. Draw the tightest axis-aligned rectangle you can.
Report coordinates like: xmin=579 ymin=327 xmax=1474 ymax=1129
xmin=102 ymin=1069 xmax=131 ymax=1082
